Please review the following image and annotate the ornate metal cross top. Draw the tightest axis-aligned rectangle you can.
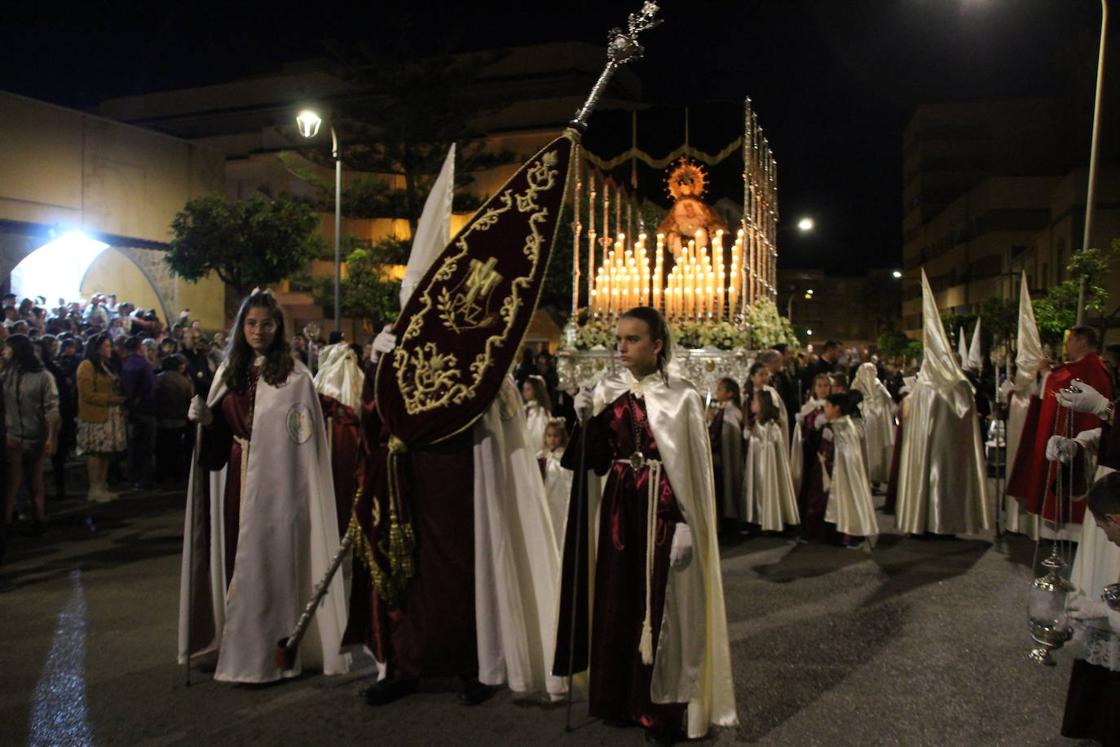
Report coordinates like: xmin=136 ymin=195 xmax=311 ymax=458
xmin=570 ymin=1 xmax=663 ymax=132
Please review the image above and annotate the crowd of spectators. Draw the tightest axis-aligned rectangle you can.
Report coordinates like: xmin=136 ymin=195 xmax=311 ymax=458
xmin=0 ymin=292 xmax=227 ymax=556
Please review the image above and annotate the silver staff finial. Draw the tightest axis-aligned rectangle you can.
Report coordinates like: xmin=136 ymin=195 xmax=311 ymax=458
xmin=570 ymin=2 xmax=663 ymax=132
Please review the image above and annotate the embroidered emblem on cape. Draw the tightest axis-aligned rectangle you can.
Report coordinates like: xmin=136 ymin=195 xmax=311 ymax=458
xmin=286 ymin=403 xmax=313 ymax=444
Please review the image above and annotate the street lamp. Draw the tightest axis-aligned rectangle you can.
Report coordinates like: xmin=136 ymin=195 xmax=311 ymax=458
xmin=297 ymin=108 xmax=343 ymax=333
xmin=1077 ymin=0 xmax=1109 ymax=325
xmin=797 ymin=216 xmax=815 ymax=232
xmin=891 ymin=270 xmax=902 ymax=279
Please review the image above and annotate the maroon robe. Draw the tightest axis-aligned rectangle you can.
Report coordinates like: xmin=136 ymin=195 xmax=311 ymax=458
xmin=343 ymin=365 xmax=477 ymax=679
xmin=1008 ymin=352 xmax=1113 ymax=524
xmin=554 ymin=393 xmax=687 ymax=731
xmin=196 ymin=367 xmax=260 ymax=587
xmin=797 ymin=408 xmax=835 ymax=544
xmin=319 ymin=395 xmax=361 ymax=535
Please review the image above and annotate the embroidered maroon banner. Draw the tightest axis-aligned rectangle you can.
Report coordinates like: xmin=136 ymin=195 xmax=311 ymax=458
xmin=375 ymin=131 xmax=576 ymax=446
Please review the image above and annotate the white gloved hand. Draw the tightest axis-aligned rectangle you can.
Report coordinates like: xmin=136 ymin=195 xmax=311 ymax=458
xmin=574 ymin=386 xmax=594 ymax=423
xmin=814 ymin=415 xmax=827 ymax=431
xmin=370 ymin=327 xmax=398 ymax=363
xmin=188 ymin=395 xmax=213 ymax=426
xmin=822 ymin=427 xmax=834 ymax=443
xmin=998 ymin=379 xmax=1014 ymax=403
xmin=669 ymin=523 xmax=693 ymax=568
xmin=1068 ymin=596 xmax=1110 ymax=620
xmin=1056 ymin=381 xmax=1111 ymax=419
xmin=1045 ymin=435 xmax=1079 ymax=464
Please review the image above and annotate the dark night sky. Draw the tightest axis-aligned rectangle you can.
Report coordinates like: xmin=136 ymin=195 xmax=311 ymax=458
xmin=0 ymin=0 xmax=1110 ymax=272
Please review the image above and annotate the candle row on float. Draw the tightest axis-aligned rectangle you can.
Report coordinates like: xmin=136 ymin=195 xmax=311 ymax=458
xmin=590 ymin=228 xmax=747 ymax=322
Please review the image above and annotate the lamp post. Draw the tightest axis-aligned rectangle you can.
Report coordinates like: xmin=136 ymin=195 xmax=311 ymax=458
xmin=1077 ymin=0 xmax=1109 ymax=326
xmin=296 ymin=109 xmax=343 ymax=333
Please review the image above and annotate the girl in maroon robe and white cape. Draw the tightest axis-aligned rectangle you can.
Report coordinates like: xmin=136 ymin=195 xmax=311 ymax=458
xmin=555 ymin=307 xmax=736 ymax=745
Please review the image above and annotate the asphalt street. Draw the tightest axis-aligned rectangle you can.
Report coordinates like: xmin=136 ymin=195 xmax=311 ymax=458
xmin=0 ymin=486 xmax=1091 ymax=746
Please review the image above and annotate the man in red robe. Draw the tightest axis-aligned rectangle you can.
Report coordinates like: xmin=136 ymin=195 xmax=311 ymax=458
xmin=1008 ymin=326 xmax=1113 ymax=525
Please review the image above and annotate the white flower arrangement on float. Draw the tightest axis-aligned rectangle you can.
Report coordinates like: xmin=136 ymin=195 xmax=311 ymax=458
xmin=571 ymin=317 xmax=749 ymax=352
xmin=748 ymin=298 xmax=799 ymax=349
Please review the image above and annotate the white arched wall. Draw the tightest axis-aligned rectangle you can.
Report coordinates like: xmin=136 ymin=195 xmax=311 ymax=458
xmin=80 ymin=248 xmax=169 ymax=320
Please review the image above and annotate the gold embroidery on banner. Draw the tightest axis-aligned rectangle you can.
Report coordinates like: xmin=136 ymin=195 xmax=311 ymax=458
xmin=437 ymin=257 xmax=504 ymax=333
xmin=394 ymin=139 xmax=566 ymax=416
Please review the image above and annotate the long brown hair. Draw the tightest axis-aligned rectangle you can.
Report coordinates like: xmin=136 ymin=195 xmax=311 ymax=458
xmin=222 ymin=291 xmax=294 ymax=392
xmin=523 ymin=374 xmax=552 ymax=412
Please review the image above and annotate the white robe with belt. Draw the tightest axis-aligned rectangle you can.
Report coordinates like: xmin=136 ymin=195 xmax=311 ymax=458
xmin=177 ymin=360 xmax=349 ymax=683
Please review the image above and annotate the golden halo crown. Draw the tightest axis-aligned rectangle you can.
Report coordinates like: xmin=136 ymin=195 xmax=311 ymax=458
xmin=666 ymin=157 xmax=708 ymax=201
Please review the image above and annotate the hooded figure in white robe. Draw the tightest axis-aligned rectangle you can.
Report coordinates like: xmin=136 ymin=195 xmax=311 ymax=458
xmin=178 ymin=355 xmax=349 ymax=683
xmin=1002 ymin=273 xmax=1041 ymax=537
xmin=896 ymin=271 xmax=991 ymax=536
xmin=852 ymin=362 xmax=896 ymax=484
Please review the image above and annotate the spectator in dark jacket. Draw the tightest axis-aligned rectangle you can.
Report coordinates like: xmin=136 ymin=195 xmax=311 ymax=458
xmin=121 ymin=336 xmax=156 ymax=490
xmin=154 ymin=354 xmax=193 ymax=482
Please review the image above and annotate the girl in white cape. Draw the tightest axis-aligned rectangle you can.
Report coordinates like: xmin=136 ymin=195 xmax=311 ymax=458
xmin=522 ymin=374 xmax=551 ymax=456
xmin=178 ymin=290 xmax=348 ymax=684
xmin=538 ymin=417 xmax=572 ymax=550
xmin=555 ymin=306 xmax=736 ymax=745
xmin=821 ymin=391 xmax=879 ymax=549
xmin=744 ymin=363 xmax=800 ymax=533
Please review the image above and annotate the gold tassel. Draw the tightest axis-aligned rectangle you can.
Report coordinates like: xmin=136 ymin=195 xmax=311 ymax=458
xmin=639 ymin=617 xmax=654 ymax=665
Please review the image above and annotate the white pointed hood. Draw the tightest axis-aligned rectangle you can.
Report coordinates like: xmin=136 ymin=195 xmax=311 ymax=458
xmin=1014 ymin=271 xmax=1043 ymax=388
xmin=966 ymin=318 xmax=983 ymax=373
xmin=919 ymin=270 xmax=973 ymax=417
xmin=400 ymin=144 xmax=456 ymax=308
xmin=313 ymin=342 xmax=365 ymax=411
xmin=958 ymin=326 xmax=968 ymax=367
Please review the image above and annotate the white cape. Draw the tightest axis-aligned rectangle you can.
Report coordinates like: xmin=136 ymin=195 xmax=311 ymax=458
xmin=473 ymin=377 xmax=565 ymax=698
xmin=896 ymin=272 xmax=990 ymax=536
xmin=714 ymin=403 xmax=746 ymax=521
xmin=540 ymin=447 xmax=572 ymax=551
xmin=580 ymin=368 xmax=738 ymax=738
xmin=524 ymin=401 xmax=549 ymax=456
xmin=823 ymin=416 xmax=879 ymax=541
xmin=853 ymin=363 xmax=896 ymax=484
xmin=177 ymin=359 xmax=349 ymax=683
xmin=744 ymin=420 xmax=800 ymax=532
xmin=1005 ymin=273 xmax=1041 ymax=536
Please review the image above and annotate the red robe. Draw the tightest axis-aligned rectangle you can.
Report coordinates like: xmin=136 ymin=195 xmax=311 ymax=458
xmin=554 ymin=393 xmax=687 ymax=732
xmin=343 ymin=365 xmax=477 ymax=679
xmin=319 ymin=395 xmax=361 ymax=536
xmin=797 ymin=408 xmax=833 ymax=543
xmin=1008 ymin=352 xmax=1113 ymax=524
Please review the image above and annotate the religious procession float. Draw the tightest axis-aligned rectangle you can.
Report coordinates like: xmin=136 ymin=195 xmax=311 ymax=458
xmin=557 ymin=99 xmax=797 ymax=394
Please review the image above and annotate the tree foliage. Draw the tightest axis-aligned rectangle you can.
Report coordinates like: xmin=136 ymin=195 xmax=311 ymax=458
xmin=312 ymin=245 xmax=402 ymax=334
xmin=167 ymin=196 xmax=320 ymax=296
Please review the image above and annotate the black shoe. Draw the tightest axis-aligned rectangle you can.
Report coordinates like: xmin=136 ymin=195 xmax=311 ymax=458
xmin=457 ymin=677 xmax=495 ymax=706
xmin=643 ymin=727 xmax=679 ymax=746
xmin=362 ymin=677 xmax=417 ymax=706
xmin=22 ymin=519 xmax=47 ymax=537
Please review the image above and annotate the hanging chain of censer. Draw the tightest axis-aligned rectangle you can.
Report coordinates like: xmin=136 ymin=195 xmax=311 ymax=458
xmin=1026 ymin=380 xmax=1081 ymax=665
